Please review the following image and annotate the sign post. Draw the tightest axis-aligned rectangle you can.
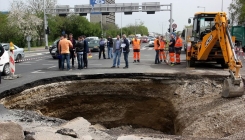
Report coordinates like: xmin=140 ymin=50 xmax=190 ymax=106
xmin=26 ymin=35 xmax=32 ymax=51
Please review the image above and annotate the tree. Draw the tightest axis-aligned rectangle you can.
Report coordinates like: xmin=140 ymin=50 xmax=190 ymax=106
xmin=228 ymin=0 xmax=245 ymax=25
xmin=8 ymin=1 xmax=43 ymax=42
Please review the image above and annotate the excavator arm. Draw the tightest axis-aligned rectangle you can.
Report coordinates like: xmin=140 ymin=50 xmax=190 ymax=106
xmin=194 ymin=12 xmax=244 ymax=97
xmin=215 ymin=12 xmax=244 ymax=97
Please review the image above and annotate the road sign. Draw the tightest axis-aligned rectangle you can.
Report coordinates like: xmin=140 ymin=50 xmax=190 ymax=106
xmin=172 ymin=23 xmax=177 ymax=29
xmin=26 ymin=36 xmax=32 ymax=42
xmin=168 ymin=19 xmax=174 ymax=23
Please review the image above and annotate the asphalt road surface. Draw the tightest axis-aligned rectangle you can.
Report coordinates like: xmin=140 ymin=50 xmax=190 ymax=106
xmin=1 ymin=42 xmax=245 ymax=93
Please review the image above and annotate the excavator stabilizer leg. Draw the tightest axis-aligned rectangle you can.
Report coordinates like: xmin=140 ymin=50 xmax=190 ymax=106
xmin=222 ymin=78 xmax=244 ymax=98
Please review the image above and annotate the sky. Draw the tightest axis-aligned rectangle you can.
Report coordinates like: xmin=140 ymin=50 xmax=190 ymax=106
xmin=0 ymin=0 xmax=232 ymax=34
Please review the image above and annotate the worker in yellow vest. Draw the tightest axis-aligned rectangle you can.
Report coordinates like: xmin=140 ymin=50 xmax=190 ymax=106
xmin=174 ymin=34 xmax=183 ymax=64
xmin=132 ymin=36 xmax=141 ymax=63
xmin=159 ymin=36 xmax=167 ymax=63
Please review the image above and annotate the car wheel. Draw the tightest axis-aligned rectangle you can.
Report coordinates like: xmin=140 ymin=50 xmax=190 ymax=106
xmin=52 ymin=56 xmax=57 ymax=59
xmin=3 ymin=63 xmax=10 ymax=76
xmin=16 ymin=54 xmax=22 ymax=62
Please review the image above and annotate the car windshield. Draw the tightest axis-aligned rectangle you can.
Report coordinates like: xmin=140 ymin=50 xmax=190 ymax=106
xmin=90 ymin=40 xmax=99 ymax=44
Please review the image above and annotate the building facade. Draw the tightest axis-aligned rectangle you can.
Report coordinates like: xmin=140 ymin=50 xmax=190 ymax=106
xmin=90 ymin=0 xmax=115 ymax=24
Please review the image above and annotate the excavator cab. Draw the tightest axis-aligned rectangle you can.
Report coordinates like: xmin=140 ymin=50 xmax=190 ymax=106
xmin=187 ymin=12 xmax=244 ymax=98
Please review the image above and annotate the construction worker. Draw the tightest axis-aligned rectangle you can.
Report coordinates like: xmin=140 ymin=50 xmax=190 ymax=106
xmin=132 ymin=35 xmax=141 ymax=63
xmin=159 ymin=36 xmax=167 ymax=63
xmin=168 ymin=34 xmax=176 ymax=66
xmin=175 ymin=34 xmax=183 ymax=64
xmin=154 ymin=36 xmax=160 ymax=64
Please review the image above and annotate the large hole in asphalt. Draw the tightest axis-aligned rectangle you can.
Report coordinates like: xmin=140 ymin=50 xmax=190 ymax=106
xmin=2 ymin=74 xmax=237 ymax=139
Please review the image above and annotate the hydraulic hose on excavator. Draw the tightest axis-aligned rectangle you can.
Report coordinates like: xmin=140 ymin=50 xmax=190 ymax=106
xmin=221 ymin=27 xmax=244 ymax=98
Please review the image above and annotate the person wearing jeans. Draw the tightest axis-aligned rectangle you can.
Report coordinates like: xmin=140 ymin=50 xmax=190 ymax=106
xmin=107 ymin=36 xmax=113 ymax=59
xmin=99 ymin=37 xmax=106 ymax=59
xmin=82 ymin=35 xmax=89 ymax=69
xmin=58 ymin=34 xmax=73 ymax=71
xmin=75 ymin=36 xmax=84 ymax=69
xmin=111 ymin=35 xmax=122 ymax=68
xmin=122 ymin=34 xmax=130 ymax=69
xmin=154 ymin=36 xmax=160 ymax=64
xmin=113 ymin=49 xmax=121 ymax=67
xmin=62 ymin=53 xmax=70 ymax=70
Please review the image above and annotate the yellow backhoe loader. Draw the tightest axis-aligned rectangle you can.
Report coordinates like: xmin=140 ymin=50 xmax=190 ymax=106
xmin=187 ymin=12 xmax=244 ymax=98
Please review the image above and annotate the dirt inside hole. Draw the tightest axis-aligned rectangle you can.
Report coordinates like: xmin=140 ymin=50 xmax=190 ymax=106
xmin=40 ymin=94 xmax=176 ymax=134
xmin=1 ymin=77 xmax=245 ymax=139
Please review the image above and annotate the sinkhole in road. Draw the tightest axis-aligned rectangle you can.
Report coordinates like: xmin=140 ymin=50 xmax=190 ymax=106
xmin=3 ymin=74 xmax=240 ymax=139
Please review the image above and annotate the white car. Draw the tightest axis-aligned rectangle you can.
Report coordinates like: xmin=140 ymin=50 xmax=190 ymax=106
xmin=1 ymin=43 xmax=25 ymax=61
xmin=148 ymin=38 xmax=155 ymax=47
xmin=0 ymin=46 xmax=10 ymax=75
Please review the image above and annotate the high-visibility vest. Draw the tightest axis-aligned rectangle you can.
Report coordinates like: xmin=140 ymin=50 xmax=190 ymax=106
xmin=175 ymin=38 xmax=183 ymax=48
xmin=133 ymin=39 xmax=140 ymax=49
xmin=160 ymin=40 xmax=165 ymax=49
xmin=154 ymin=39 xmax=159 ymax=50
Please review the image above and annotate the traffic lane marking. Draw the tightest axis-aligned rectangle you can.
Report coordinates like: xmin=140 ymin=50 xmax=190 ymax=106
xmin=31 ymin=70 xmax=45 ymax=73
xmin=42 ymin=64 xmax=54 ymax=65
xmin=47 ymin=66 xmax=56 ymax=69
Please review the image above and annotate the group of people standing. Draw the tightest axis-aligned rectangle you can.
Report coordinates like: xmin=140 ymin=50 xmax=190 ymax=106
xmin=57 ymin=33 xmax=89 ymax=71
xmin=154 ymin=34 xmax=183 ymax=66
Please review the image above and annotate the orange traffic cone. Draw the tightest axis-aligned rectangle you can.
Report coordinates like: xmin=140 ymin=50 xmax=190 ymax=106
xmin=88 ymin=49 xmax=92 ymax=58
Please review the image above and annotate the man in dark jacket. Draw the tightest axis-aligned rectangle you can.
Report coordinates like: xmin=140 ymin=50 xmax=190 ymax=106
xmin=74 ymin=36 xmax=84 ymax=69
xmin=107 ymin=36 xmax=113 ymax=59
xmin=0 ymin=44 xmax=5 ymax=84
xmin=82 ymin=35 xmax=89 ymax=69
xmin=56 ymin=35 xmax=63 ymax=69
xmin=68 ymin=33 xmax=76 ymax=68
xmin=99 ymin=37 xmax=106 ymax=59
xmin=122 ymin=34 xmax=130 ymax=69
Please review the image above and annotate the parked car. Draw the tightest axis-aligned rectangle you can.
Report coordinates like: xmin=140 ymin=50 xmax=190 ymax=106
xmin=86 ymin=36 xmax=99 ymax=40
xmin=88 ymin=39 xmax=100 ymax=52
xmin=50 ymin=47 xmax=58 ymax=59
xmin=49 ymin=39 xmax=59 ymax=53
xmin=140 ymin=37 xmax=148 ymax=43
xmin=1 ymin=43 xmax=25 ymax=62
xmin=148 ymin=38 xmax=155 ymax=47
xmin=0 ymin=44 xmax=10 ymax=75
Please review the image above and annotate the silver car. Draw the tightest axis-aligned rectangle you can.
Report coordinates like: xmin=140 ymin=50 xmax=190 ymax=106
xmin=1 ymin=43 xmax=25 ymax=62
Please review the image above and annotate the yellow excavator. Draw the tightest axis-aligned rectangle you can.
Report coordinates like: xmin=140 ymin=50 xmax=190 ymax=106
xmin=187 ymin=12 xmax=244 ymax=98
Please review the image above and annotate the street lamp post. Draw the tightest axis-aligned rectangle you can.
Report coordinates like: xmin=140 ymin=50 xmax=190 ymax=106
xmin=43 ymin=0 xmax=48 ymax=49
xmin=135 ymin=19 xmax=140 ymax=35
xmin=197 ymin=6 xmax=205 ymax=12
xmin=221 ymin=0 xmax=223 ymax=12
xmin=121 ymin=12 xmax=122 ymax=37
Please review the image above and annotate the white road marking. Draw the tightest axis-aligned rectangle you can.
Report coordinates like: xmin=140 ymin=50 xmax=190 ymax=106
xmin=148 ymin=48 xmax=153 ymax=50
xmin=89 ymin=64 xmax=102 ymax=65
xmin=141 ymin=48 xmax=147 ymax=50
xmin=18 ymin=64 xmax=31 ymax=65
xmin=47 ymin=66 xmax=56 ymax=69
xmin=42 ymin=64 xmax=53 ymax=65
xmin=31 ymin=70 xmax=45 ymax=73
xmin=23 ymin=62 xmax=36 ymax=63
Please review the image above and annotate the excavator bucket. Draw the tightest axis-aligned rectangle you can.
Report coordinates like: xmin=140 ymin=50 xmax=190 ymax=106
xmin=222 ymin=78 xmax=245 ymax=98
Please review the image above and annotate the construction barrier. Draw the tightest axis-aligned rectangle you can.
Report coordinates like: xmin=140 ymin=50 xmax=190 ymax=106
xmin=4 ymin=42 xmax=21 ymax=80
xmin=9 ymin=42 xmax=15 ymax=75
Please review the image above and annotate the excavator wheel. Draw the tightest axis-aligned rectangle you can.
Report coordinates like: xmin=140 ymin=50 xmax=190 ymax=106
xmin=222 ymin=78 xmax=245 ymax=98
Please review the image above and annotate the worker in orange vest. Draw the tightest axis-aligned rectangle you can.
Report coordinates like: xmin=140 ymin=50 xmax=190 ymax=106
xmin=154 ymin=36 xmax=160 ymax=64
xmin=159 ymin=36 xmax=167 ymax=63
xmin=175 ymin=34 xmax=183 ymax=64
xmin=168 ymin=34 xmax=176 ymax=66
xmin=132 ymin=35 xmax=141 ymax=63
